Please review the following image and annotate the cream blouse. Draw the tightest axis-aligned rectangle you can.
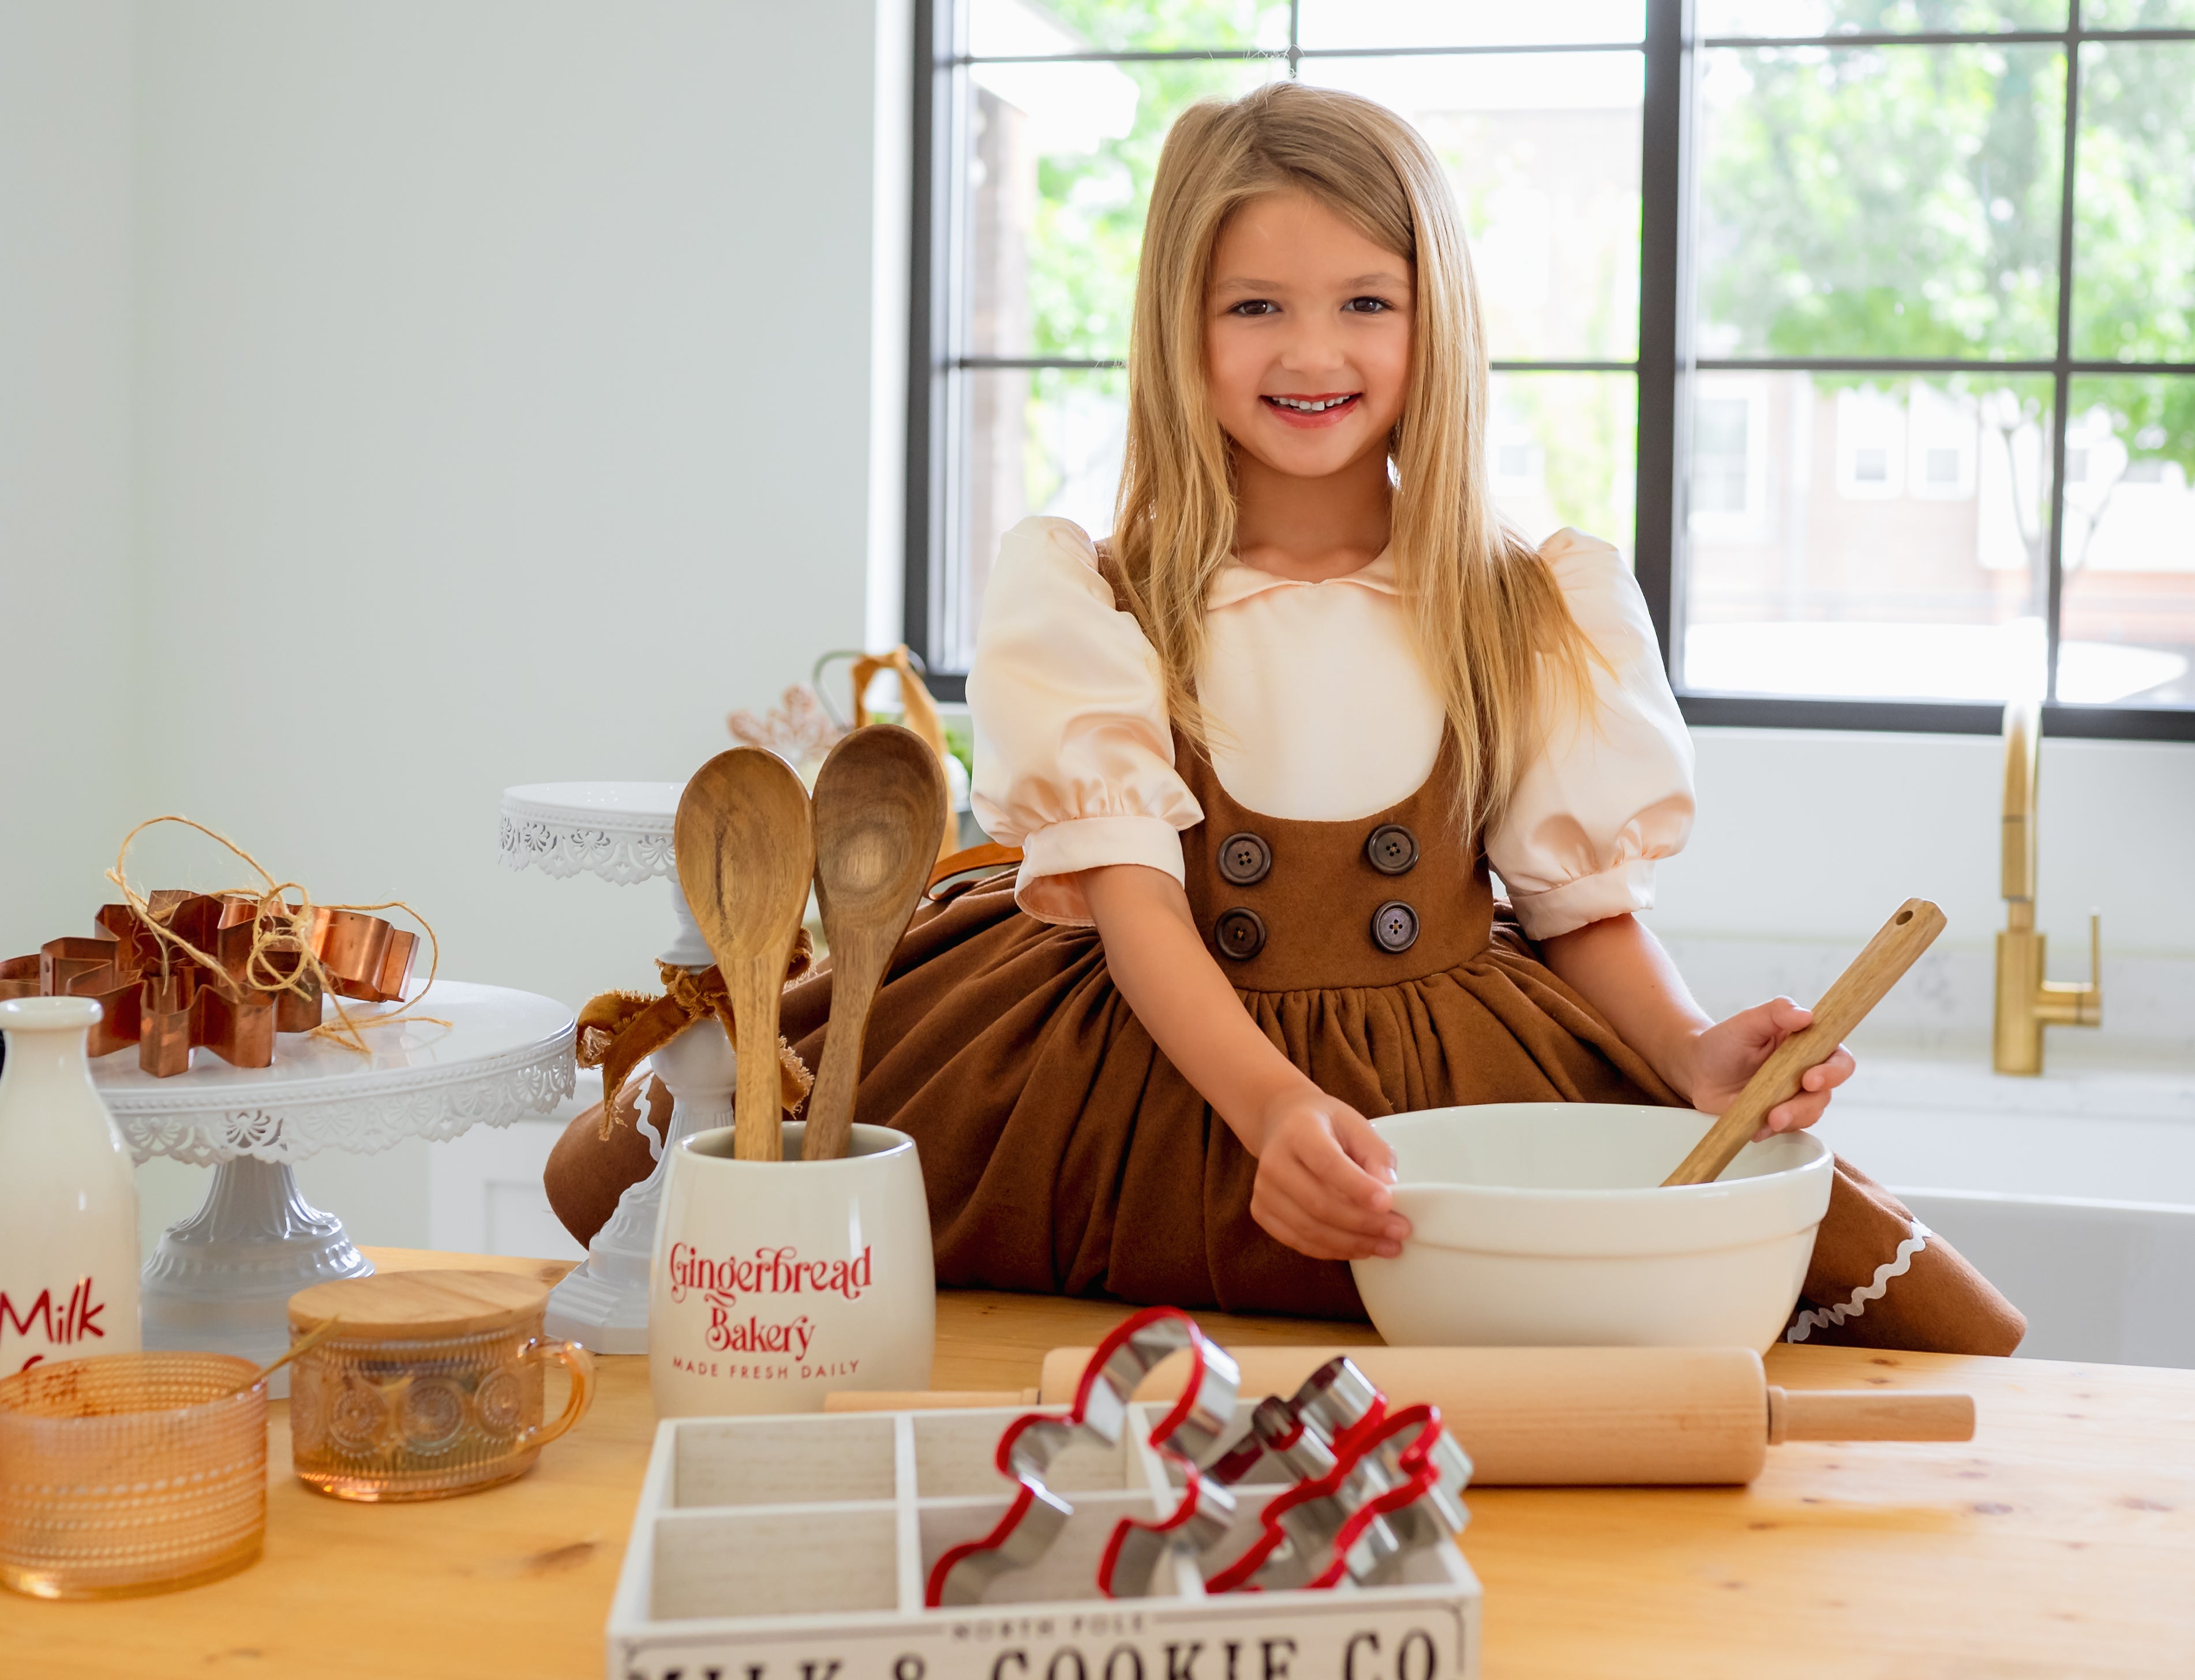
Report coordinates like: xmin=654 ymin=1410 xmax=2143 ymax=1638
xmin=966 ymin=516 xmax=1695 ymax=942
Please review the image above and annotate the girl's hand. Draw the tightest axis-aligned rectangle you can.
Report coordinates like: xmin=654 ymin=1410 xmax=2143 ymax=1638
xmin=1682 ymin=998 xmax=1856 ymax=1137
xmin=1246 ymin=1085 xmax=1411 ymax=1261
xmin=1077 ymin=864 xmax=1409 ymax=1260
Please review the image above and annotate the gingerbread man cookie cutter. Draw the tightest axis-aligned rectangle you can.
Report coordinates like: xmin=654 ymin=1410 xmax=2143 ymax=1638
xmin=924 ymin=1306 xmax=1242 ymax=1607
xmin=1201 ymin=1356 xmax=1472 ymax=1593
xmin=926 ymin=1332 xmax=1471 ymax=1606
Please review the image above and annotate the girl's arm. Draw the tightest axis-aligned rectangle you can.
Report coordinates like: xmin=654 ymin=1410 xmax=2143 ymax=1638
xmin=1538 ymin=913 xmax=1855 ymax=1132
xmin=1080 ymin=862 xmax=1410 ymax=1261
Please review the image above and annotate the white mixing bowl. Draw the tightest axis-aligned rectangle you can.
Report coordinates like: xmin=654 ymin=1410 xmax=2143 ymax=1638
xmin=1350 ymin=1104 xmax=1833 ymax=1351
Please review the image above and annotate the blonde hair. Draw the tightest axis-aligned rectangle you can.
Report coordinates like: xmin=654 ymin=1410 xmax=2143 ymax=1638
xmin=1109 ymin=81 xmax=1595 ymax=842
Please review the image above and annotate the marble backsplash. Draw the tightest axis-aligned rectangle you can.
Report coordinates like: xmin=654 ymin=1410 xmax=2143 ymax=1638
xmin=1657 ymin=936 xmax=2195 ymax=1062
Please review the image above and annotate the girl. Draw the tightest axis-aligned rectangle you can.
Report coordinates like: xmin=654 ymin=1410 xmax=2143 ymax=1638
xmin=559 ymin=83 xmax=2021 ymax=1353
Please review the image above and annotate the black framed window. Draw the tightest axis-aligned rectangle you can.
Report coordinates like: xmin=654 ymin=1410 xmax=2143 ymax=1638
xmin=907 ymin=0 xmax=2195 ymax=739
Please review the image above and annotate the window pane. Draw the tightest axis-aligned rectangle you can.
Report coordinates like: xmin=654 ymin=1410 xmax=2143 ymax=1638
xmin=1297 ymin=54 xmax=1642 ymax=362
xmin=1696 ymin=44 xmax=2065 ymax=360
xmin=964 ymin=59 xmax=1275 ymax=361
xmin=2082 ymin=0 xmax=2195 ymax=25
xmin=947 ymin=366 xmax=1128 ymax=668
xmin=1700 ymin=1 xmax=2066 ymax=35
xmin=2059 ymin=375 xmax=2195 ymax=707
xmin=1297 ymin=1 xmax=1643 ymax=49
xmin=967 ymin=0 xmax=1287 ymax=57
xmin=1680 ymin=372 xmax=2054 ymax=701
xmin=1489 ymin=372 xmax=1638 ymax=559
xmin=2072 ymin=41 xmax=2195 ymax=364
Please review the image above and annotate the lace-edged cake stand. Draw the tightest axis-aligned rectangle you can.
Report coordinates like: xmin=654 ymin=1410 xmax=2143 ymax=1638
xmin=499 ymin=781 xmax=731 ymax=1355
xmin=96 ymin=981 xmax=575 ymax=1390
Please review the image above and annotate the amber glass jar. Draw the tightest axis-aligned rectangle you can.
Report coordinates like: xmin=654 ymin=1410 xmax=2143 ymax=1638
xmin=286 ymin=1269 xmax=593 ymax=1502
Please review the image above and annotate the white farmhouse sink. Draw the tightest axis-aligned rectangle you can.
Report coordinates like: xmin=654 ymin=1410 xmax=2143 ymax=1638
xmin=1816 ymin=1050 xmax=2195 ymax=1368
xmin=1819 ymin=1051 xmax=2195 ymax=1205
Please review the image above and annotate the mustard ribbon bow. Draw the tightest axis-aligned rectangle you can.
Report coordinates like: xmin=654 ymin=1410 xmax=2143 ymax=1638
xmin=575 ymin=940 xmax=815 ymax=1141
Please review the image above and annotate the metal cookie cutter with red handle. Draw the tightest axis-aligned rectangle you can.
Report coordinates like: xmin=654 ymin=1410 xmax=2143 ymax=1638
xmin=924 ymin=1306 xmax=1242 ymax=1607
xmin=1202 ymin=1356 xmax=1473 ymax=1592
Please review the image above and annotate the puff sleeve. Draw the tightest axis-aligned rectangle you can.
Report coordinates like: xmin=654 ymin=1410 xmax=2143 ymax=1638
xmin=1486 ymin=528 xmax=1696 ymax=941
xmin=967 ymin=517 xmax=1203 ymax=924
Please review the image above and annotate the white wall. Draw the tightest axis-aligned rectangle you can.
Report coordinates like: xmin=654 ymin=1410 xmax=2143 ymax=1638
xmin=0 ymin=1 xmax=136 ymax=952
xmin=127 ymin=0 xmax=897 ymax=1016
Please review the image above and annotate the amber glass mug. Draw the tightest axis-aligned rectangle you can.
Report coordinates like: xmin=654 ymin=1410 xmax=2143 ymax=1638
xmin=0 ymin=1352 xmax=267 ymax=1599
xmin=286 ymin=1270 xmax=594 ymax=1502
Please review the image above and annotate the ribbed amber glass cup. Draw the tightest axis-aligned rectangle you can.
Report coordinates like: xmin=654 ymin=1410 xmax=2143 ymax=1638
xmin=287 ymin=1270 xmax=594 ymax=1502
xmin=0 ymin=1352 xmax=267 ymax=1600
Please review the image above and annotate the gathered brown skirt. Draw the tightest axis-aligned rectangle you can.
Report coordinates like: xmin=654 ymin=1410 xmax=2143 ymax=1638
xmin=548 ymin=874 xmax=2025 ymax=1354
xmin=774 ymin=875 xmax=2024 ymax=1353
xmin=777 ymin=874 xmax=1664 ymax=1320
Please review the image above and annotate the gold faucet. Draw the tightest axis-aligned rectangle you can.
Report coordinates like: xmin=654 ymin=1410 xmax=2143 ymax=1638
xmin=1993 ymin=699 xmax=2101 ymax=1075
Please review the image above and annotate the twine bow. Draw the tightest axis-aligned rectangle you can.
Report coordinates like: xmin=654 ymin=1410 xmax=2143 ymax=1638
xmin=0 ymin=816 xmax=441 ymax=1076
xmin=576 ymin=942 xmax=814 ymax=1141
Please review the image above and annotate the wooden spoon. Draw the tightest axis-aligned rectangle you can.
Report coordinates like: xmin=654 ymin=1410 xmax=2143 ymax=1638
xmin=804 ymin=726 xmax=951 ymax=1161
xmin=1661 ymin=897 xmax=1946 ymax=1186
xmin=675 ymin=748 xmax=816 ymax=1162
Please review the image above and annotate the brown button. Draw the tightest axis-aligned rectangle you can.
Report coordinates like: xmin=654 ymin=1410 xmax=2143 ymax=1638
xmin=1216 ymin=832 xmax=1272 ymax=886
xmin=1215 ymin=907 xmax=1267 ymax=961
xmin=1371 ymin=901 xmax=1418 ymax=954
xmin=1365 ymin=824 xmax=1418 ymax=876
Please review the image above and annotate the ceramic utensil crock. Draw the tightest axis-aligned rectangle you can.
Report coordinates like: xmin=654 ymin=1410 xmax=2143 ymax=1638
xmin=649 ymin=1120 xmax=935 ymax=1416
xmin=286 ymin=1269 xmax=595 ymax=1500
xmin=0 ymin=997 xmax=141 ymax=1377
xmin=0 ymin=1351 xmax=265 ymax=1598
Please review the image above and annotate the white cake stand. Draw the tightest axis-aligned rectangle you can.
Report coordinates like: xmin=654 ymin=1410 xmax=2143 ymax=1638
xmin=98 ymin=981 xmax=575 ymax=1388
xmin=499 ymin=781 xmax=732 ymax=1355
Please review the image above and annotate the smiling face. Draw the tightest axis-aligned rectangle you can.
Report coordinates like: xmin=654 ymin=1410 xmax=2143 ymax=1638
xmin=1204 ymin=189 xmax=1415 ymax=485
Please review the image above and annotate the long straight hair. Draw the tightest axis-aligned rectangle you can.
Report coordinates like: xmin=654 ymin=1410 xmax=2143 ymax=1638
xmin=1108 ymin=81 xmax=1595 ymax=841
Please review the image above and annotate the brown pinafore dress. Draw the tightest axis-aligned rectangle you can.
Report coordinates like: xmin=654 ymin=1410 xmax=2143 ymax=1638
xmin=548 ymin=723 xmax=2025 ymax=1352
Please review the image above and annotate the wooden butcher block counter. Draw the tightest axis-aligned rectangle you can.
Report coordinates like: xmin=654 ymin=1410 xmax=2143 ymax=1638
xmin=3 ymin=1247 xmax=2190 ymax=1679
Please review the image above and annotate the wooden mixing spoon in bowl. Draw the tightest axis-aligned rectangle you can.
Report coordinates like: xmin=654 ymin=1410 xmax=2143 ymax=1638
xmin=675 ymin=748 xmax=816 ymax=1163
xmin=804 ymin=726 xmax=950 ymax=1161
xmin=1662 ymin=897 xmax=1946 ymax=1186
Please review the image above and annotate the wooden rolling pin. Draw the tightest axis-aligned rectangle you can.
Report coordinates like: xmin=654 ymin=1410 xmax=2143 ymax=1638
xmin=827 ymin=1347 xmax=1973 ymax=1486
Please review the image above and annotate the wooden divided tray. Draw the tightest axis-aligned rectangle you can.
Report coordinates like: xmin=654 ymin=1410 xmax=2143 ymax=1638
xmin=608 ymin=1405 xmax=1481 ymax=1680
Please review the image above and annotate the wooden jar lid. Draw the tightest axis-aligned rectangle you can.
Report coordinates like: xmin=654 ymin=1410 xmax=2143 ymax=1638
xmin=288 ymin=1269 xmax=552 ymax=1338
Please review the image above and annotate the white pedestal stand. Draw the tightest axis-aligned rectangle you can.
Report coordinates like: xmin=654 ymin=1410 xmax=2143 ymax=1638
xmin=96 ymin=981 xmax=576 ymax=1392
xmin=499 ymin=781 xmax=738 ymax=1355
xmin=536 ymin=1007 xmax=733 ymax=1352
xmin=138 ymin=1156 xmax=370 ymax=1367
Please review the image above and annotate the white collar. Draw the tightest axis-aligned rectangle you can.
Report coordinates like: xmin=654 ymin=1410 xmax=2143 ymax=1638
xmin=1207 ymin=548 xmax=1399 ymax=611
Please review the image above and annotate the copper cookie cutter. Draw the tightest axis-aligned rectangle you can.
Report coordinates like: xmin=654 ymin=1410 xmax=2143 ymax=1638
xmin=0 ymin=895 xmax=418 ymax=1077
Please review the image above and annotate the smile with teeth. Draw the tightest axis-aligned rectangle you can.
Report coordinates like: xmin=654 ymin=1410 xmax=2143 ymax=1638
xmin=1265 ymin=393 xmax=1359 ymax=413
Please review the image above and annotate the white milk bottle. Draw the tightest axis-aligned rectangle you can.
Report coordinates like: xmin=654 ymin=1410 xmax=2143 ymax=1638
xmin=0 ymin=997 xmax=141 ymax=1375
